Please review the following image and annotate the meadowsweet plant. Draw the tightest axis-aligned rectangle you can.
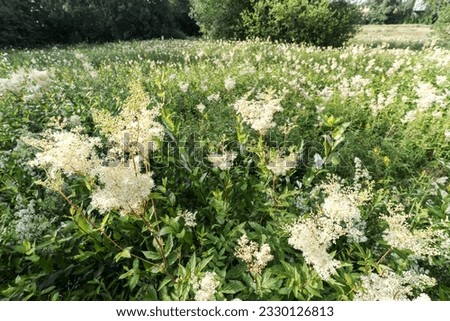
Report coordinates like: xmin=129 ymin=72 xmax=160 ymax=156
xmin=381 ymin=203 xmax=450 ymax=260
xmin=0 ymin=68 xmax=53 ymax=98
xmin=235 ymin=234 xmax=274 ymax=275
xmin=233 ymin=89 xmax=283 ymax=135
xmin=1 ymin=39 xmax=449 ymax=301
xmin=193 ymin=272 xmax=220 ymax=301
xmin=354 ymin=269 xmax=436 ymax=301
xmin=287 ymin=168 xmax=372 ymax=280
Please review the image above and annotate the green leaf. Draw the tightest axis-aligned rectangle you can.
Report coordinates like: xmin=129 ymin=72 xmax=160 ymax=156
xmin=305 ymin=284 xmax=322 ymax=298
xmin=129 ymin=274 xmax=139 ymax=290
xmin=99 ymin=212 xmax=110 ymax=231
xmin=142 ymin=251 xmax=161 ymax=260
xmin=220 ymin=281 xmax=246 ymax=294
xmin=158 ymin=276 xmax=173 ymax=291
xmin=196 ymin=256 xmax=214 ymax=274
xmin=164 ymin=234 xmax=174 ymax=255
xmin=114 ymin=247 xmax=132 ymax=262
xmin=344 ymin=273 xmax=353 ymax=286
xmin=159 ymin=226 xmax=174 ymax=236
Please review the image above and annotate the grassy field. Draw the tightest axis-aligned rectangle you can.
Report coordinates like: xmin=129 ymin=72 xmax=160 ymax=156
xmin=352 ymin=24 xmax=433 ymax=48
xmin=0 ymin=38 xmax=449 ymax=300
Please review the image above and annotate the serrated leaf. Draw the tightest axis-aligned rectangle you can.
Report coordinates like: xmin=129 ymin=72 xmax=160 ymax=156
xmin=186 ymin=253 xmax=196 ymax=274
xmin=305 ymin=285 xmax=322 ymax=298
xmin=99 ymin=212 xmax=110 ymax=231
xmin=344 ymin=273 xmax=354 ymax=286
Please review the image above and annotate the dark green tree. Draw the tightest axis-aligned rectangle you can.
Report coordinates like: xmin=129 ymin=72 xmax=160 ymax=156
xmin=189 ymin=0 xmax=252 ymax=39
xmin=0 ymin=0 xmax=47 ymax=47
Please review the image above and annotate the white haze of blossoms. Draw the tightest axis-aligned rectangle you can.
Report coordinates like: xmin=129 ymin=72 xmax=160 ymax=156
xmin=196 ymin=103 xmax=206 ymax=113
xmin=445 ymin=130 xmax=450 ymax=141
xmin=382 ymin=203 xmax=450 ymax=260
xmin=235 ymin=234 xmax=273 ymax=275
xmin=193 ymin=271 xmax=220 ymax=301
xmin=207 ymin=151 xmax=237 ymax=170
xmin=14 ymin=200 xmax=50 ymax=242
xmin=354 ymin=269 xmax=436 ymax=301
xmin=288 ymin=220 xmax=341 ymax=280
xmin=415 ymin=82 xmax=445 ymax=111
xmin=233 ymin=89 xmax=283 ymax=135
xmin=24 ymin=128 xmax=101 ymax=179
xmin=178 ymin=82 xmax=189 ymax=93
xmin=25 ymin=81 xmax=163 ymax=217
xmin=224 ymin=77 xmax=236 ymax=91
xmin=92 ymin=80 xmax=164 ymax=156
xmin=288 ymin=168 xmax=372 ymax=280
xmin=91 ymin=164 xmax=154 ymax=216
xmin=0 ymin=68 xmax=53 ymax=99
xmin=267 ymin=151 xmax=297 ymax=176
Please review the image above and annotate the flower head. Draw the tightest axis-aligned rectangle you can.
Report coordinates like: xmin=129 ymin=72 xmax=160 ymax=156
xmin=235 ymin=234 xmax=273 ymax=275
xmin=207 ymin=151 xmax=237 ymax=170
xmin=233 ymin=90 xmax=283 ymax=135
xmin=193 ymin=272 xmax=220 ymax=301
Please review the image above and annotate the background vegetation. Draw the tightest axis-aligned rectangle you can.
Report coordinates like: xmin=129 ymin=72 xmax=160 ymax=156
xmin=1 ymin=0 xmax=449 ymax=48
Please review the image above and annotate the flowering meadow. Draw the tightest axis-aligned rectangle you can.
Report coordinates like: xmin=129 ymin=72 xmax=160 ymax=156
xmin=0 ymin=40 xmax=449 ymax=301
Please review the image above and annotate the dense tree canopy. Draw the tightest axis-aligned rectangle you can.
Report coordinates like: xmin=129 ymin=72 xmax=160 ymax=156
xmin=2 ymin=0 xmax=448 ymax=48
xmin=0 ymin=0 xmax=198 ymax=47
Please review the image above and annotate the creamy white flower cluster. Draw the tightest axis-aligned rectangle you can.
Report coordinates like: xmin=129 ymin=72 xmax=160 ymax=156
xmin=382 ymin=203 xmax=450 ymax=260
xmin=369 ymin=85 xmax=398 ymax=116
xmin=14 ymin=199 xmax=50 ymax=242
xmin=178 ymin=209 xmax=197 ymax=227
xmin=207 ymin=151 xmax=237 ymax=170
xmin=288 ymin=174 xmax=371 ymax=280
xmin=337 ymin=75 xmax=371 ymax=100
xmin=224 ymin=77 xmax=236 ymax=91
xmin=25 ymin=81 xmax=162 ymax=217
xmin=415 ymin=82 xmax=446 ymax=111
xmin=0 ymin=68 xmax=54 ymax=100
xmin=233 ymin=89 xmax=283 ymax=135
xmin=24 ymin=129 xmax=101 ymax=180
xmin=93 ymin=80 xmax=164 ymax=156
xmin=193 ymin=271 xmax=220 ymax=301
xmin=91 ymin=165 xmax=154 ymax=215
xmin=235 ymin=234 xmax=273 ymax=275
xmin=354 ymin=269 xmax=435 ymax=301
xmin=267 ymin=151 xmax=297 ymax=176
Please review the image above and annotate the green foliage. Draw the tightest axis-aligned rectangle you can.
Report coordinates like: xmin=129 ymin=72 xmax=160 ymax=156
xmin=362 ymin=0 xmax=416 ymax=24
xmin=241 ymin=0 xmax=361 ymax=47
xmin=190 ymin=0 xmax=360 ymax=46
xmin=433 ymin=4 xmax=450 ymax=43
xmin=0 ymin=0 xmax=198 ymax=47
xmin=171 ymin=0 xmax=200 ymax=36
xmin=0 ymin=0 xmax=47 ymax=47
xmin=189 ymin=0 xmax=251 ymax=39
xmin=0 ymin=39 xmax=449 ymax=301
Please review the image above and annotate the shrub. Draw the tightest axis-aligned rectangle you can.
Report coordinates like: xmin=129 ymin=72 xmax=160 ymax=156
xmin=241 ymin=0 xmax=361 ymax=47
xmin=433 ymin=4 xmax=450 ymax=44
xmin=189 ymin=0 xmax=251 ymax=39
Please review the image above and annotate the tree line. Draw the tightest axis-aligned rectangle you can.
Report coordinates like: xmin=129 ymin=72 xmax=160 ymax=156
xmin=0 ymin=0 xmax=199 ymax=47
xmin=1 ymin=0 xmax=448 ymax=48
